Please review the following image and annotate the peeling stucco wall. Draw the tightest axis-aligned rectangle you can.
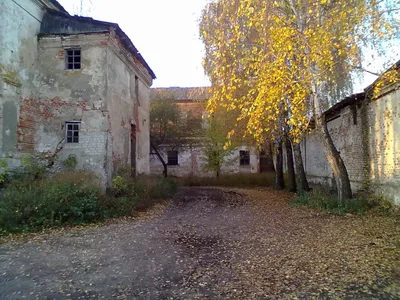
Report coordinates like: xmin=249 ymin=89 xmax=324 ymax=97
xmin=106 ymin=31 xmax=152 ymax=176
xmin=303 ymin=85 xmax=400 ymax=204
xmin=150 ymin=146 xmax=259 ymax=177
xmin=28 ymin=33 xmax=110 ymax=184
xmin=0 ymin=1 xmax=153 ymax=186
xmin=0 ymin=0 xmax=46 ymax=156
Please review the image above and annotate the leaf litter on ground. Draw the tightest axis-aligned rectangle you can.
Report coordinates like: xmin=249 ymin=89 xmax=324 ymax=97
xmin=0 ymin=187 xmax=398 ymax=299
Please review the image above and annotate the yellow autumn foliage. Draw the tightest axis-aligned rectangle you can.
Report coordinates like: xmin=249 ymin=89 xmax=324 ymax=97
xmin=200 ymin=0 xmax=399 ymax=145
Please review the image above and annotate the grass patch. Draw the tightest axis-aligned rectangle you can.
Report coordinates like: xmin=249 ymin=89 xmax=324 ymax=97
xmin=291 ymin=189 xmax=394 ymax=215
xmin=0 ymin=165 xmax=177 ymax=236
xmin=179 ymin=172 xmax=276 ymax=188
xmin=108 ymin=174 xmax=177 ymax=213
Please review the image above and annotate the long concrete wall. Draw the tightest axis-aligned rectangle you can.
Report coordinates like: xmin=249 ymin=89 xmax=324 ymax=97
xmin=302 ymin=84 xmax=400 ymax=204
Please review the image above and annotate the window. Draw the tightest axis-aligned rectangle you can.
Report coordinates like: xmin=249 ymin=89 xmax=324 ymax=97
xmin=65 ymin=122 xmax=80 ymax=143
xmin=239 ymin=150 xmax=250 ymax=166
xmin=167 ymin=151 xmax=178 ymax=166
xmin=186 ymin=111 xmax=202 ymax=131
xmin=135 ymin=75 xmax=139 ymax=102
xmin=65 ymin=48 xmax=81 ymax=70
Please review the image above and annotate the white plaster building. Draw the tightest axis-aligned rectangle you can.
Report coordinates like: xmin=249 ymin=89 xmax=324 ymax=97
xmin=149 ymin=87 xmax=268 ymax=177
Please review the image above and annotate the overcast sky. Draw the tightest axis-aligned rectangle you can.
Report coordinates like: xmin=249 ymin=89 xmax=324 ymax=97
xmin=58 ymin=0 xmax=211 ymax=88
xmin=58 ymin=0 xmax=399 ymax=92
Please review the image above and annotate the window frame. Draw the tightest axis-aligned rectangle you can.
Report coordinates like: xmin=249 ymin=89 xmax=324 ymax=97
xmin=65 ymin=121 xmax=81 ymax=144
xmin=167 ymin=150 xmax=179 ymax=166
xmin=65 ymin=48 xmax=81 ymax=70
xmin=239 ymin=150 xmax=250 ymax=166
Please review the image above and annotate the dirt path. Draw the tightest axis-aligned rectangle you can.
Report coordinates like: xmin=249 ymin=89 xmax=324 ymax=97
xmin=0 ymin=187 xmax=399 ymax=299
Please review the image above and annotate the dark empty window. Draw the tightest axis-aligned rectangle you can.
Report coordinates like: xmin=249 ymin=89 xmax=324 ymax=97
xmin=66 ymin=122 xmax=80 ymax=143
xmin=167 ymin=151 xmax=178 ymax=166
xmin=65 ymin=48 xmax=81 ymax=70
xmin=135 ymin=75 xmax=139 ymax=102
xmin=240 ymin=150 xmax=250 ymax=166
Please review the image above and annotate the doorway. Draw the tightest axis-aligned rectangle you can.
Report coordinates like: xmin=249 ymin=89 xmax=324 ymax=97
xmin=131 ymin=124 xmax=137 ymax=177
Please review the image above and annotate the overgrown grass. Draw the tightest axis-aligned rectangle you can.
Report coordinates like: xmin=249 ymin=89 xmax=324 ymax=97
xmin=180 ymin=172 xmax=277 ymax=188
xmin=0 ymin=165 xmax=177 ymax=236
xmin=108 ymin=174 xmax=177 ymax=213
xmin=291 ymin=189 xmax=394 ymax=215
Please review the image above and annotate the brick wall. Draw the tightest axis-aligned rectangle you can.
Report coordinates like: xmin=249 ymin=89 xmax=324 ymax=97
xmin=303 ymin=84 xmax=400 ymax=204
xmin=106 ymin=33 xmax=152 ymax=176
xmin=32 ymin=34 xmax=110 ymax=185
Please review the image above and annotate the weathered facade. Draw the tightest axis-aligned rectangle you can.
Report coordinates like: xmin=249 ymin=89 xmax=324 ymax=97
xmin=0 ymin=0 xmax=155 ymax=186
xmin=300 ymin=63 xmax=400 ymax=204
xmin=150 ymin=87 xmax=260 ymax=177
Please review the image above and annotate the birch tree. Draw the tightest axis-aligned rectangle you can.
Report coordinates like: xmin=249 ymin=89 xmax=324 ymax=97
xmin=200 ymin=0 xmax=399 ymax=201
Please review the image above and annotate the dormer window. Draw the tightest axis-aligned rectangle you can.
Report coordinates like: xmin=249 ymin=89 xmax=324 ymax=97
xmin=65 ymin=48 xmax=81 ymax=70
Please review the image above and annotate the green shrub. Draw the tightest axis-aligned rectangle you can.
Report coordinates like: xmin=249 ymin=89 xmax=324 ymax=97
xmin=180 ymin=172 xmax=276 ymax=188
xmin=108 ymin=174 xmax=177 ymax=211
xmin=10 ymin=154 xmax=47 ymax=182
xmin=63 ymin=154 xmax=78 ymax=169
xmin=136 ymin=175 xmax=177 ymax=199
xmin=99 ymin=196 xmax=138 ymax=218
xmin=291 ymin=189 xmax=386 ymax=215
xmin=0 ymin=178 xmax=102 ymax=235
xmin=112 ymin=175 xmax=130 ymax=196
xmin=0 ymin=159 xmax=178 ymax=236
xmin=0 ymin=158 xmax=9 ymax=185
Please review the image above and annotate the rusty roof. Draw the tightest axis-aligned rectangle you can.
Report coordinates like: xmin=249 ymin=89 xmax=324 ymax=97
xmin=151 ymin=87 xmax=211 ymax=101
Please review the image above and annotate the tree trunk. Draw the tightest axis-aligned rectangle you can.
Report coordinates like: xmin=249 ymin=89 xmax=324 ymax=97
xmin=292 ymin=142 xmax=310 ymax=193
xmin=266 ymin=142 xmax=275 ymax=172
xmin=275 ymin=140 xmax=285 ymax=190
xmin=284 ymin=137 xmax=296 ymax=192
xmin=163 ymin=164 xmax=168 ymax=178
xmin=312 ymin=86 xmax=352 ymax=201
xmin=150 ymin=141 xmax=168 ymax=177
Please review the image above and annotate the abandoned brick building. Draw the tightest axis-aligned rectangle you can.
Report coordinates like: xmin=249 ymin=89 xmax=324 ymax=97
xmin=149 ymin=87 xmax=264 ymax=177
xmin=152 ymin=71 xmax=400 ymax=204
xmin=0 ymin=0 xmax=155 ymax=186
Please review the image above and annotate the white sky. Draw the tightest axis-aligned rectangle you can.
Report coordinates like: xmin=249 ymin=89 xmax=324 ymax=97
xmin=58 ymin=0 xmax=211 ymax=88
xmin=58 ymin=0 xmax=399 ymax=92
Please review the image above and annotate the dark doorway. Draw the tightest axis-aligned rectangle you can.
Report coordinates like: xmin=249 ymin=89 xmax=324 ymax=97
xmin=259 ymin=149 xmax=275 ymax=173
xmin=131 ymin=124 xmax=137 ymax=177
